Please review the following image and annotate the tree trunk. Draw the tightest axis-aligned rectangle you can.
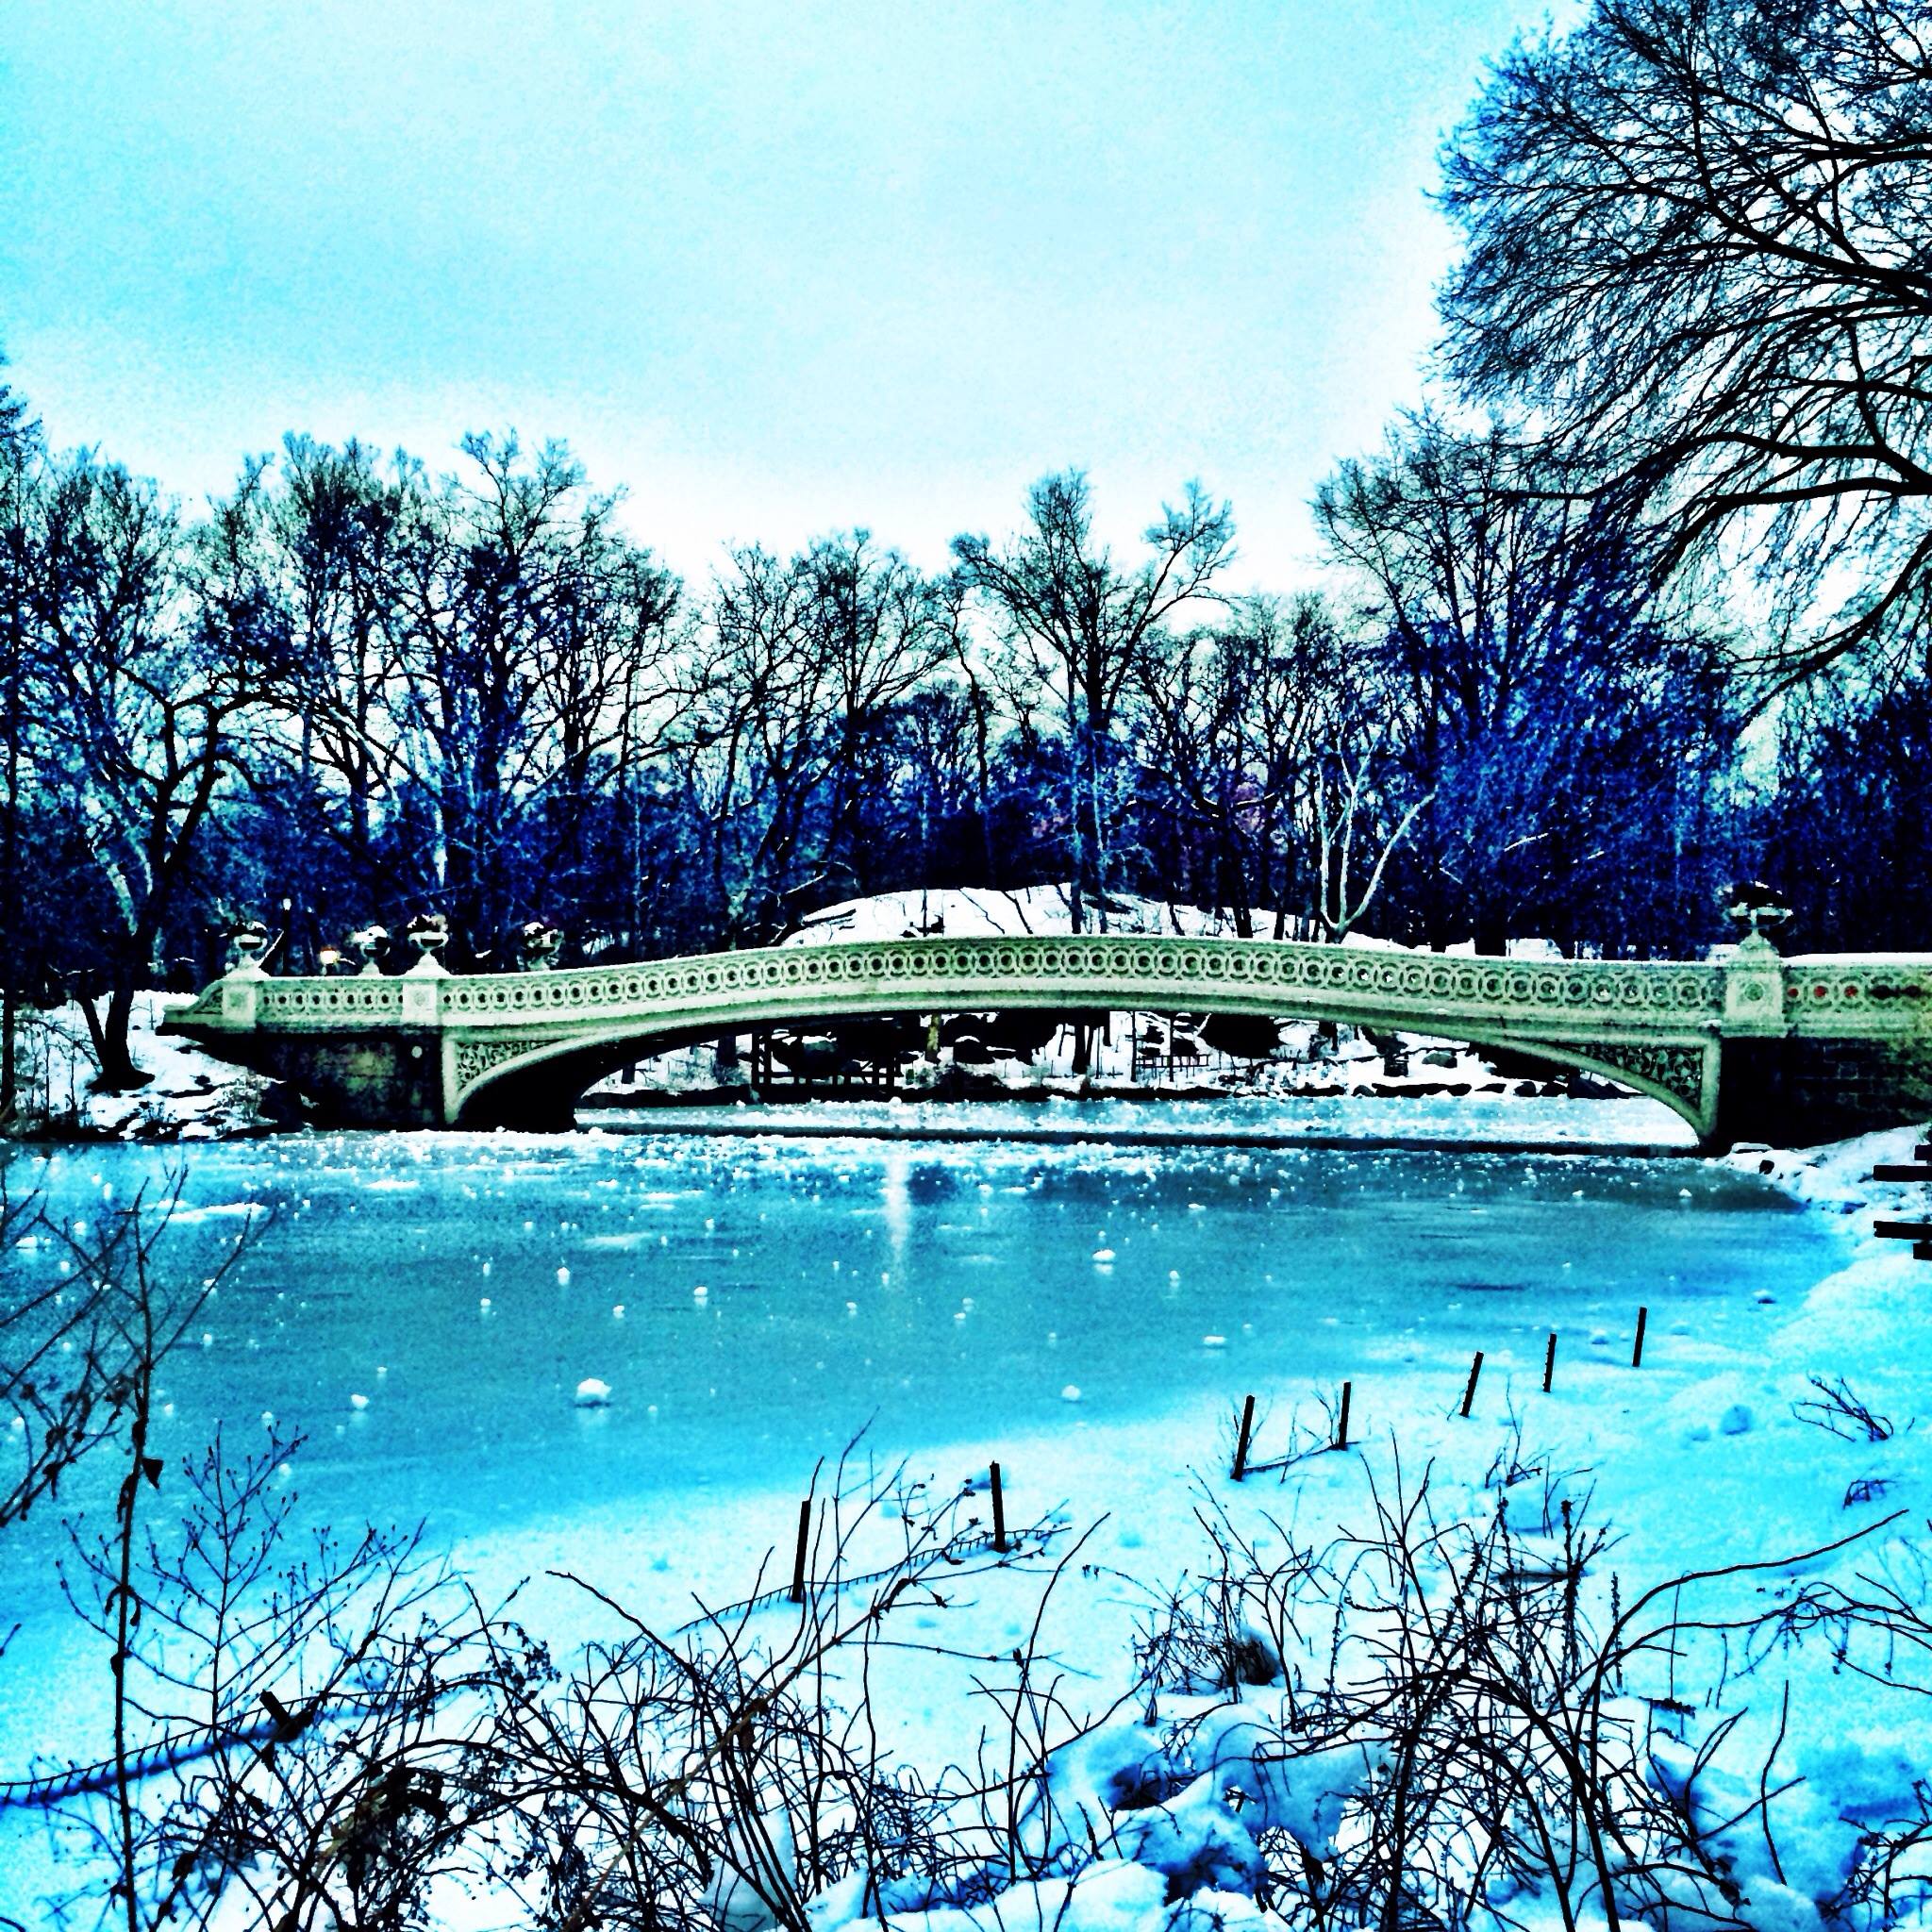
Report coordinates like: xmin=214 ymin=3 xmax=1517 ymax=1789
xmin=1 ymin=977 xmax=15 ymax=1128
xmin=82 ymin=986 xmax=144 ymax=1092
xmin=1219 ymin=843 xmax=1254 ymax=939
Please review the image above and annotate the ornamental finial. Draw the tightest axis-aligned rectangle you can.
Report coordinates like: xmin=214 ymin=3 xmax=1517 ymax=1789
xmin=1726 ymin=881 xmax=1790 ymax=945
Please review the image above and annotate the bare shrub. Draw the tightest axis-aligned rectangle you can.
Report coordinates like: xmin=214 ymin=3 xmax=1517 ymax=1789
xmin=1121 ymin=1445 xmax=1932 ymax=1932
xmin=0 ymin=1171 xmax=244 ymax=1541
xmin=1792 ymin=1375 xmax=1900 ymax=1445
xmin=10 ymin=1340 xmax=1932 ymax=1932
xmin=478 ymin=1451 xmax=1091 ymax=1930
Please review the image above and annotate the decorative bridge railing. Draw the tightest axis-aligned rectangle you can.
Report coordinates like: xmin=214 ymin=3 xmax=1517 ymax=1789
xmin=166 ymin=932 xmax=1932 ymax=1140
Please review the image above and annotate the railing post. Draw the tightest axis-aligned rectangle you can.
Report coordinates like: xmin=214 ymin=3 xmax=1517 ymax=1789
xmin=218 ymin=959 xmax=267 ymax=1030
xmin=400 ymin=973 xmax=444 ymax=1027
xmin=1721 ymin=931 xmax=1787 ymax=1038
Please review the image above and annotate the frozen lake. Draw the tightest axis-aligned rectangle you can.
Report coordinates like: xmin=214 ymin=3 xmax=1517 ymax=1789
xmin=589 ymin=1090 xmax=1702 ymax=1150
xmin=3 ymin=1103 xmax=1825 ymax=1564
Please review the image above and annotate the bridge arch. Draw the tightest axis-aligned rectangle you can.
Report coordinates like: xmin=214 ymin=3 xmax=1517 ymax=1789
xmin=449 ymin=1009 xmax=1714 ymax=1135
xmin=437 ymin=934 xmax=1726 ymax=1136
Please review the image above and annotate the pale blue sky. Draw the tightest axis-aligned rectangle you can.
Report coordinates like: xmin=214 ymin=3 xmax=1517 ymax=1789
xmin=0 ymin=1 xmax=1561 ymax=584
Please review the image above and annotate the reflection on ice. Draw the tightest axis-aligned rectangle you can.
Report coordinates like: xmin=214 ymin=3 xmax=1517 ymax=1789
xmin=880 ymin=1143 xmax=913 ymax=1259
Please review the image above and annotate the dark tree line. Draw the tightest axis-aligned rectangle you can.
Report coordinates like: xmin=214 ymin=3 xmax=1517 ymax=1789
xmin=10 ymin=0 xmax=1932 ymax=1104
xmin=0 ymin=376 xmax=1877 ymax=1107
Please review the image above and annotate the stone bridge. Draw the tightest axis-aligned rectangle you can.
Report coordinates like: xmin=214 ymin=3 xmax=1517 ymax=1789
xmin=163 ymin=931 xmax=1932 ymax=1146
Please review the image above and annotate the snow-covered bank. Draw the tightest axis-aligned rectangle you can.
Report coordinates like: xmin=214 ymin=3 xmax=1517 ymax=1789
xmin=429 ymin=1125 xmax=1932 ymax=1932
xmin=5 ymin=1120 xmax=1924 ymax=1927
xmin=5 ymin=993 xmax=273 ymax=1140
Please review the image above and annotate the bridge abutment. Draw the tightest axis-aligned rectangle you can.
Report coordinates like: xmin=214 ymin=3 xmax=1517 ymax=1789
xmin=1716 ymin=1034 xmax=1932 ymax=1149
xmin=253 ymin=1032 xmax=448 ymax=1128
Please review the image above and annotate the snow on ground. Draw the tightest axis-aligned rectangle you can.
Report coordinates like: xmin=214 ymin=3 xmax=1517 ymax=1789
xmin=415 ymin=1124 xmax=1932 ymax=1932
xmin=6 ymin=994 xmax=271 ymax=1140
xmin=784 ymin=883 xmax=1570 ymax=958
xmin=8 ymin=897 xmax=1932 ymax=1924
xmin=5 ymin=996 xmax=1927 ymax=1923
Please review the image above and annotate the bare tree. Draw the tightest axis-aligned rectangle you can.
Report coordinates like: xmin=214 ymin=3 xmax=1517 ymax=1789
xmin=25 ymin=458 xmax=282 ymax=1087
xmin=0 ymin=378 xmax=42 ymax=1124
xmin=1316 ymin=414 xmax=1734 ymax=953
xmin=1135 ymin=594 xmax=1344 ymax=936
xmin=254 ymin=436 xmax=417 ymax=941
xmin=802 ymin=531 xmax=953 ymax=882
xmin=1439 ymin=0 xmax=1932 ymax=686
xmin=953 ymin=472 xmax=1235 ymax=931
xmin=1306 ymin=737 xmax=1434 ymax=942
xmin=668 ymin=535 xmax=947 ymax=944
xmin=387 ymin=434 xmax=680 ymax=958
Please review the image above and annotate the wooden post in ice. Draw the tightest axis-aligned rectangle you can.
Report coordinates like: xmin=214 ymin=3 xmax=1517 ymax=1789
xmin=990 ymin=1461 xmax=1007 ymax=1554
xmin=1542 ymin=1332 xmax=1557 ymax=1393
xmin=1460 ymin=1351 xmax=1484 ymax=1419
xmin=1632 ymin=1306 xmax=1648 ymax=1368
xmin=790 ymin=1498 xmax=811 ymax=1605
xmin=1232 ymin=1394 xmax=1257 ymax=1481
xmin=1335 ymin=1380 xmax=1352 ymax=1451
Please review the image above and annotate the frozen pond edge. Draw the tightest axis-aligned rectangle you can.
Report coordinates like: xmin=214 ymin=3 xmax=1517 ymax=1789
xmin=596 ymin=1114 xmax=1700 ymax=1156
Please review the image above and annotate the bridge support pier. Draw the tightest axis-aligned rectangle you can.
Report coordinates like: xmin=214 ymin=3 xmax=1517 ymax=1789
xmin=1707 ymin=933 xmax=1932 ymax=1146
xmin=246 ymin=1031 xmax=447 ymax=1128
